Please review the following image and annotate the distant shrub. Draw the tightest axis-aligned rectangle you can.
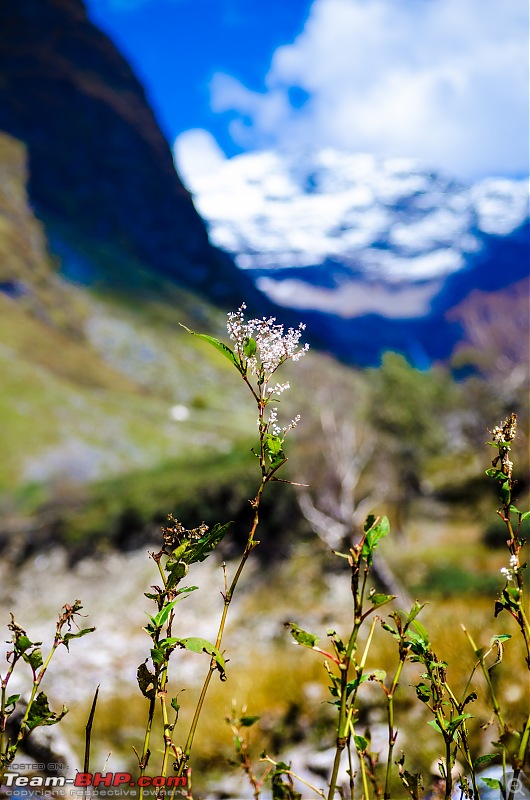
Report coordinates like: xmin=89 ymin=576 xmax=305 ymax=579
xmin=413 ymin=563 xmax=500 ymax=596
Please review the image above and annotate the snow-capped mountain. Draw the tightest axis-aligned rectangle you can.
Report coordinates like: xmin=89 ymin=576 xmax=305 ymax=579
xmin=177 ymin=144 xmax=529 ymax=364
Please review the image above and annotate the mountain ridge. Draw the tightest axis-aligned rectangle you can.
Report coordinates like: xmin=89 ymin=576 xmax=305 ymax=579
xmin=0 ymin=0 xmax=527 ymax=370
xmin=0 ymin=0 xmax=262 ymax=308
xmin=177 ymin=145 xmax=529 ymax=364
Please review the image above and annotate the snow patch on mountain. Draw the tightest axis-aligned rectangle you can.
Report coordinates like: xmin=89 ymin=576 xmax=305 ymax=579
xmin=175 ymin=135 xmax=529 ymax=319
xmin=257 ymin=277 xmax=442 ymax=319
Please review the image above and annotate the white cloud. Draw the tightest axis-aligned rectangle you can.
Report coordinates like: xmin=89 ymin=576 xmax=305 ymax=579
xmin=210 ymin=0 xmax=529 ymax=178
xmin=210 ymin=73 xmax=294 ymax=149
xmin=173 ymin=128 xmax=227 ymax=187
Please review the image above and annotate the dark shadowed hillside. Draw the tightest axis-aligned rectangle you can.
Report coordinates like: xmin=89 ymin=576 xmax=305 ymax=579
xmin=0 ymin=0 xmax=259 ymax=305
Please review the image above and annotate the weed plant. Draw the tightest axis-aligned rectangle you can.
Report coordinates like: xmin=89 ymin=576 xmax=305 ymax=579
xmin=0 ymin=307 xmax=528 ymax=800
xmin=0 ymin=602 xmax=94 ymax=780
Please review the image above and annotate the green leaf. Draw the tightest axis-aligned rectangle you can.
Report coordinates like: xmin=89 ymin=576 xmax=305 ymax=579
xmin=23 ymin=648 xmax=43 ymax=672
xmin=399 ymin=766 xmax=423 ymax=800
xmin=346 ymin=671 xmax=385 ymax=695
xmin=165 ymin=637 xmax=227 ymax=679
xmin=14 ymin=635 xmax=33 ymax=654
xmin=26 ymin=692 xmax=67 ymax=730
xmin=271 ymin=765 xmax=302 ymax=800
xmin=491 ymin=634 xmax=511 ymax=644
xmin=240 ymin=715 xmax=260 ymax=727
xmin=381 ymin=621 xmax=398 ymax=635
xmin=500 ymin=481 xmax=511 ymax=503
xmin=345 ymin=677 xmax=361 ymax=695
xmin=498 ymin=729 xmax=521 ymax=756
xmin=269 ymin=451 xmax=287 ymax=470
xmin=152 ymin=598 xmax=180 ymax=629
xmin=156 ymin=637 xmax=178 ymax=653
xmin=485 ymin=468 xmax=505 ymax=479
xmin=447 ymin=713 xmax=472 ymax=735
xmin=171 ymin=697 xmax=180 ymax=713
xmin=150 ymin=647 xmax=165 ymax=665
xmin=506 ymin=587 xmax=521 ymax=603
xmin=165 ymin=561 xmax=188 ymax=589
xmin=369 ymin=591 xmax=395 ymax=609
xmin=6 ymin=693 xmax=20 ymax=705
xmin=186 ymin=522 xmax=231 ymax=564
xmin=285 ymin=622 xmax=320 ymax=649
xmin=149 ymin=590 xmax=197 ymax=626
xmin=62 ymin=627 xmax=95 ymax=651
xmin=177 ymin=585 xmax=198 ymax=596
xmin=327 ymin=629 xmax=346 ymax=654
xmin=408 ymin=632 xmax=429 ymax=658
xmin=362 ymin=516 xmax=390 ymax=563
xmin=265 ymin=434 xmax=287 ymax=470
xmin=406 ymin=601 xmax=426 ymax=625
xmin=354 ymin=735 xmax=368 ymax=752
xmin=473 ymin=754 xmax=497 ymax=768
xmin=481 ymin=778 xmax=502 ymax=790
xmin=243 ymin=337 xmax=257 ymax=357
xmin=521 ymin=511 xmax=530 ymax=521
xmin=171 ymin=541 xmax=190 ymax=561
xmin=410 ymin=620 xmax=430 ymax=646
xmin=415 ymin=683 xmax=431 ymax=703
xmin=179 ymin=326 xmax=240 ymax=369
xmin=5 ymin=694 xmax=20 ymax=713
xmin=265 ymin=434 xmax=283 ymax=455
xmin=367 ymin=669 xmax=387 ymax=684
xmin=427 ymin=719 xmax=443 ymax=733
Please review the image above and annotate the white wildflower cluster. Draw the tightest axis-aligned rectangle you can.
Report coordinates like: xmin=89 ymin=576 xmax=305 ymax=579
xmin=267 ymin=381 xmax=290 ymax=397
xmin=500 ymin=554 xmax=519 ymax=580
xmin=491 ymin=425 xmax=504 ymax=444
xmin=283 ymin=414 xmax=301 ymax=436
xmin=268 ymin=408 xmax=282 ymax=437
xmin=228 ymin=304 xmax=307 ymax=447
xmin=263 ymin=407 xmax=302 ymax=440
xmin=227 ymin=304 xmax=309 ymax=381
xmin=490 ymin=413 xmax=517 ymax=445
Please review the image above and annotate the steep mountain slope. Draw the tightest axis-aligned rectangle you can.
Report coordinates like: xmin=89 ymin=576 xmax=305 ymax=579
xmin=0 ymin=132 xmax=261 ymax=506
xmin=180 ymin=147 xmax=529 ymax=364
xmin=0 ymin=0 xmax=257 ymax=306
xmin=0 ymin=1 xmax=312 ymax=545
xmin=0 ymin=132 xmax=85 ymax=335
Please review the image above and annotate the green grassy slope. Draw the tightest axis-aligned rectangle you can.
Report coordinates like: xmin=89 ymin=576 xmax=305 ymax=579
xmin=0 ymin=133 xmax=260 ymax=526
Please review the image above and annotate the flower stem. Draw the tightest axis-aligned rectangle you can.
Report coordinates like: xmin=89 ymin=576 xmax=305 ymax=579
xmin=177 ymin=485 xmax=264 ymax=777
xmin=384 ymin=657 xmax=406 ymax=800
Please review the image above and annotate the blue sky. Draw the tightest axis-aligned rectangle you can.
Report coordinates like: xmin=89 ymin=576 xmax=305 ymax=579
xmin=85 ymin=0 xmax=314 ymax=157
xmin=86 ymin=0 xmax=529 ymax=181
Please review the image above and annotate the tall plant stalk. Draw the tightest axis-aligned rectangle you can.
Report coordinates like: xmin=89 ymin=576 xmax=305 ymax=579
xmin=140 ymin=307 xmax=309 ymax=783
